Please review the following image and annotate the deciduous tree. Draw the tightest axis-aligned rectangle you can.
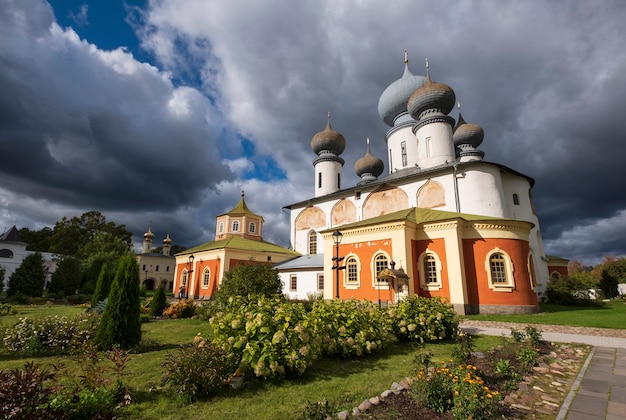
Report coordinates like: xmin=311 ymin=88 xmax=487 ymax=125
xmin=7 ymin=253 xmax=46 ymax=297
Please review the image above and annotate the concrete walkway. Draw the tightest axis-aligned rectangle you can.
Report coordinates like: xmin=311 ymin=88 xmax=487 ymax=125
xmin=459 ymin=324 xmax=626 ymax=420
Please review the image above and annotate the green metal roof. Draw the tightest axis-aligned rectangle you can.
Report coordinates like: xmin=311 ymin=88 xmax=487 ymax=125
xmin=218 ymin=193 xmax=264 ymax=221
xmin=176 ymin=235 xmax=299 ymax=256
xmin=321 ymin=207 xmax=523 ymax=233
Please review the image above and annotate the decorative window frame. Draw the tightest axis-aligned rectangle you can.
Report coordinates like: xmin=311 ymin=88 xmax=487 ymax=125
xmin=308 ymin=230 xmax=317 ymax=255
xmin=527 ymin=253 xmax=535 ymax=291
xmin=484 ymin=248 xmax=515 ymax=292
xmin=232 ymin=220 xmax=240 ymax=232
xmin=249 ymin=222 xmax=256 ymax=233
xmin=372 ymin=251 xmax=391 ymax=289
xmin=181 ymin=269 xmax=188 ymax=287
xmin=202 ymin=267 xmax=210 ymax=289
xmin=290 ymin=274 xmax=297 ymax=292
xmin=317 ymin=273 xmax=324 ymax=291
xmin=344 ymin=254 xmax=360 ymax=290
xmin=418 ymin=251 xmax=443 ymax=291
xmin=219 ymin=222 xmax=224 ymax=233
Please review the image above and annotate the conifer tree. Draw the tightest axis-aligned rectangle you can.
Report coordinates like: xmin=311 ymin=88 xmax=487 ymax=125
xmin=95 ymin=255 xmax=142 ymax=350
xmin=150 ymin=283 xmax=167 ymax=317
xmin=91 ymin=263 xmax=111 ymax=308
xmin=7 ymin=253 xmax=46 ymax=297
xmin=48 ymin=257 xmax=82 ymax=297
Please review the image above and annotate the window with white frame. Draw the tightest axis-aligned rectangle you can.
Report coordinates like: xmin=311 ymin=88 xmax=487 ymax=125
xmin=418 ymin=251 xmax=443 ymax=291
xmin=219 ymin=222 xmax=224 ymax=233
xmin=181 ymin=270 xmax=188 ymax=287
xmin=401 ymin=140 xmax=407 ymax=166
xmin=232 ymin=220 xmax=239 ymax=231
xmin=249 ymin=222 xmax=255 ymax=233
xmin=290 ymin=274 xmax=297 ymax=291
xmin=485 ymin=249 xmax=515 ymax=291
xmin=202 ymin=268 xmax=210 ymax=288
xmin=317 ymin=274 xmax=324 ymax=291
xmin=345 ymin=256 xmax=359 ymax=288
xmin=373 ymin=253 xmax=389 ymax=286
xmin=308 ymin=231 xmax=317 ymax=255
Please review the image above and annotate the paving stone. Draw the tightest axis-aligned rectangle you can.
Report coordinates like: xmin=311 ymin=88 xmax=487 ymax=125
xmin=569 ymin=393 xmax=609 ymax=416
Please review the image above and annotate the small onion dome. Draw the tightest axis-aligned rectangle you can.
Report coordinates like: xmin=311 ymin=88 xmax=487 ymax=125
xmin=163 ymin=233 xmax=172 ymax=245
xmin=407 ymin=71 xmax=456 ymax=120
xmin=377 ymin=52 xmax=427 ymax=127
xmin=453 ymin=112 xmax=484 ymax=148
xmin=311 ymin=114 xmax=346 ymax=156
xmin=354 ymin=139 xmax=384 ymax=180
xmin=143 ymin=227 xmax=154 ymax=239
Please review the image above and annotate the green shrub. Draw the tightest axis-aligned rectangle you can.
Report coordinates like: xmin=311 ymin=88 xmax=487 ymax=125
xmin=599 ymin=269 xmax=619 ymax=299
xmin=150 ymin=284 xmax=168 ymax=317
xmin=96 ymin=255 xmax=142 ymax=350
xmin=545 ymin=274 xmax=595 ymax=305
xmin=0 ymin=362 xmax=59 ymax=419
xmin=2 ymin=313 xmax=99 ymax=355
xmin=162 ymin=339 xmax=236 ymax=403
xmin=309 ymin=299 xmax=392 ymax=358
xmin=388 ymin=296 xmax=459 ymax=343
xmin=297 ymin=399 xmax=335 ymax=420
xmin=210 ymin=296 xmax=319 ymax=379
xmin=163 ymin=298 xmax=196 ymax=319
xmin=214 ymin=262 xmax=283 ymax=305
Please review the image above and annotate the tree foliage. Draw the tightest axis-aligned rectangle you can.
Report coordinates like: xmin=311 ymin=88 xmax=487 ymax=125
xmin=50 ymin=211 xmax=132 ymax=259
xmin=18 ymin=226 xmax=53 ymax=252
xmin=48 ymin=257 xmax=82 ymax=297
xmin=7 ymin=253 xmax=46 ymax=297
xmin=150 ymin=284 xmax=168 ymax=317
xmin=599 ymin=269 xmax=619 ymax=298
xmin=91 ymin=263 xmax=112 ymax=308
xmin=96 ymin=255 xmax=142 ymax=350
xmin=215 ymin=262 xmax=284 ymax=304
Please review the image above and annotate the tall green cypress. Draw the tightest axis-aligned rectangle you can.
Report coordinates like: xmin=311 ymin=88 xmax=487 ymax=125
xmin=95 ymin=255 xmax=142 ymax=350
xmin=91 ymin=263 xmax=111 ymax=308
xmin=150 ymin=283 xmax=167 ymax=317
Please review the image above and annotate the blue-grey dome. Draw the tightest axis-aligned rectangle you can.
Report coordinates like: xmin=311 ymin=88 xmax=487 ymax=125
xmin=453 ymin=112 xmax=484 ymax=148
xmin=407 ymin=74 xmax=456 ymax=119
xmin=378 ymin=61 xmax=426 ymax=127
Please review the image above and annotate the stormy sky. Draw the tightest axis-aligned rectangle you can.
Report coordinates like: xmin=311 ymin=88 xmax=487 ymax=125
xmin=1 ymin=0 xmax=625 ymax=266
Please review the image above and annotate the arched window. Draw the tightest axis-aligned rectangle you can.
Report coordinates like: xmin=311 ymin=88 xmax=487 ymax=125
xmin=181 ymin=270 xmax=188 ymax=287
xmin=345 ymin=256 xmax=359 ymax=288
xmin=232 ymin=220 xmax=240 ymax=232
xmin=0 ymin=249 xmax=13 ymax=258
xmin=485 ymin=249 xmax=515 ymax=291
xmin=308 ymin=231 xmax=317 ymax=255
xmin=202 ymin=268 xmax=210 ymax=288
xmin=373 ymin=253 xmax=389 ymax=286
xmin=219 ymin=222 xmax=224 ymax=233
xmin=249 ymin=222 xmax=256 ymax=233
xmin=418 ymin=251 xmax=443 ymax=291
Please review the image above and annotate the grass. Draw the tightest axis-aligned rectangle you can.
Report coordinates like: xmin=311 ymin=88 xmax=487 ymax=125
xmin=463 ymin=300 xmax=626 ymax=329
xmin=0 ymin=305 xmax=503 ymax=419
xmin=0 ymin=304 xmax=85 ymax=328
xmin=4 ymin=300 xmax=625 ymax=419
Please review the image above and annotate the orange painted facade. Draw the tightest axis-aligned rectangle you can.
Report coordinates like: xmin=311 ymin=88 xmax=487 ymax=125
xmin=462 ymin=238 xmax=537 ymax=308
xmin=411 ymin=238 xmax=450 ymax=300
xmin=335 ymin=238 xmax=396 ymax=303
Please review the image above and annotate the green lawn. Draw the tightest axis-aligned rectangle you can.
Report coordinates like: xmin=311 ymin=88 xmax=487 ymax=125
xmin=463 ymin=300 xmax=626 ymax=329
xmin=6 ymin=300 xmax=622 ymax=419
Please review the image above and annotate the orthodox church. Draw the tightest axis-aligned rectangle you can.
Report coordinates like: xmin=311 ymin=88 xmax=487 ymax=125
xmin=278 ymin=53 xmax=555 ymax=314
xmin=172 ymin=193 xmax=299 ymax=299
xmin=135 ymin=228 xmax=176 ymax=291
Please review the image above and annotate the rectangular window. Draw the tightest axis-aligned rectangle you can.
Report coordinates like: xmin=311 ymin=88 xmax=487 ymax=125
xmin=424 ymin=256 xmax=437 ymax=284
xmin=317 ymin=274 xmax=324 ymax=290
xmin=426 ymin=137 xmax=432 ymax=157
xmin=355 ymin=191 xmax=361 ymax=200
xmin=347 ymin=258 xmax=358 ymax=283
xmin=318 ymin=172 xmax=322 ymax=188
xmin=290 ymin=275 xmax=297 ymax=291
xmin=401 ymin=140 xmax=407 ymax=167
xmin=337 ymin=173 xmax=341 ymax=189
xmin=513 ymin=194 xmax=520 ymax=205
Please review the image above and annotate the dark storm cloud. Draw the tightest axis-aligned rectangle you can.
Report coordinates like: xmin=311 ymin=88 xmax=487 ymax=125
xmin=0 ymin=0 xmax=235 ymax=241
xmin=2 ymin=0 xmax=626 ymax=264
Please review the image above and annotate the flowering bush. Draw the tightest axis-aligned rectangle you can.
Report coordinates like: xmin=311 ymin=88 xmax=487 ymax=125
xmin=2 ymin=313 xmax=99 ymax=355
xmin=209 ymin=296 xmax=319 ymax=379
xmin=309 ymin=299 xmax=392 ymax=358
xmin=389 ymin=296 xmax=458 ymax=343
xmin=163 ymin=298 xmax=196 ymax=319
xmin=412 ymin=363 xmax=501 ymax=420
